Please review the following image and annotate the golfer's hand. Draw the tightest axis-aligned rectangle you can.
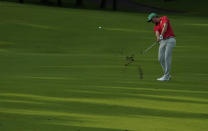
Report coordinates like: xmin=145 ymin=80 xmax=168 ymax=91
xmin=159 ymin=35 xmax=163 ymax=41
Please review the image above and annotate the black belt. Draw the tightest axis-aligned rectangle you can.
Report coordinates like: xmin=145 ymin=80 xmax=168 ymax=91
xmin=164 ymin=37 xmax=175 ymax=40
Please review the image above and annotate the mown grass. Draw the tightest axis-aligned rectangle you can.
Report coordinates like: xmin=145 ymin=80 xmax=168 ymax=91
xmin=0 ymin=1 xmax=208 ymax=131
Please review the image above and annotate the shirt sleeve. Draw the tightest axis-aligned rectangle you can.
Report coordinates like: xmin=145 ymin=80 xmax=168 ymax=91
xmin=162 ymin=16 xmax=169 ymax=23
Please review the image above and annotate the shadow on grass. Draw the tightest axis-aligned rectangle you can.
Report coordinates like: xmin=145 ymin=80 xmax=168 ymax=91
xmin=46 ymin=124 xmax=125 ymax=131
xmin=0 ymin=93 xmax=208 ymax=119
xmin=62 ymin=87 xmax=208 ymax=105
xmin=0 ymin=111 xmax=124 ymax=131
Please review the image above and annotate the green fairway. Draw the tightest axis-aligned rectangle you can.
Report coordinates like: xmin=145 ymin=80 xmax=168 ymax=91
xmin=0 ymin=1 xmax=208 ymax=131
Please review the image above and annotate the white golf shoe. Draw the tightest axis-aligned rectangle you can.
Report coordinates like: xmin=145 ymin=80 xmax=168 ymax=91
xmin=157 ymin=75 xmax=171 ymax=81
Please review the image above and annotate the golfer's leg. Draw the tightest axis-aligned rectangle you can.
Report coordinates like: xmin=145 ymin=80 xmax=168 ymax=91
xmin=164 ymin=38 xmax=176 ymax=77
xmin=158 ymin=40 xmax=166 ymax=73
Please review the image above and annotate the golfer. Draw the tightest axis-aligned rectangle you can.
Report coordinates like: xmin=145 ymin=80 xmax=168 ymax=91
xmin=147 ymin=13 xmax=176 ymax=81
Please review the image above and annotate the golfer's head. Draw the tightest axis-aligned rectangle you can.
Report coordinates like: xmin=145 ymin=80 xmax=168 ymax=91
xmin=147 ymin=13 xmax=159 ymax=24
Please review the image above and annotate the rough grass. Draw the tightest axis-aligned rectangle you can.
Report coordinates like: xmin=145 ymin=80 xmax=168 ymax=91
xmin=0 ymin=1 xmax=208 ymax=131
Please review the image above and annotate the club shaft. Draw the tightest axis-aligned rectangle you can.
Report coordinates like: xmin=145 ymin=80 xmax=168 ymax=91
xmin=143 ymin=42 xmax=157 ymax=54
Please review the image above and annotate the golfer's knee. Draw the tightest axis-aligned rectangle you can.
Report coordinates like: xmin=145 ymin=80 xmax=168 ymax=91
xmin=158 ymin=56 xmax=164 ymax=63
xmin=165 ymin=55 xmax=172 ymax=63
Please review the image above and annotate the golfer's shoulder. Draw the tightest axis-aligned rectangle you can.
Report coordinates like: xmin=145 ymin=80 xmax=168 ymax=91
xmin=161 ymin=16 xmax=169 ymax=20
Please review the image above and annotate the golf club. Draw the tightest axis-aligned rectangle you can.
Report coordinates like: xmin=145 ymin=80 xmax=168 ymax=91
xmin=123 ymin=41 xmax=158 ymax=79
xmin=141 ymin=41 xmax=158 ymax=55
xmin=124 ymin=41 xmax=158 ymax=66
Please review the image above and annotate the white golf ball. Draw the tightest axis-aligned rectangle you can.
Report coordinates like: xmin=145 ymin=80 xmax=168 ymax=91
xmin=98 ymin=26 xmax=102 ymax=29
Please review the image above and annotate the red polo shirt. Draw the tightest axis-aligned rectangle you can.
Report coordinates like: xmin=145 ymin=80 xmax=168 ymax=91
xmin=154 ymin=16 xmax=175 ymax=39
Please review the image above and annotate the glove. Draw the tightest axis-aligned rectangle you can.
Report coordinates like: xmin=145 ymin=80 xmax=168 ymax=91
xmin=159 ymin=35 xmax=163 ymax=40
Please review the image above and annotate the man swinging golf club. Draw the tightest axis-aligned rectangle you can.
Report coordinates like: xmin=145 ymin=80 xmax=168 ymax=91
xmin=147 ymin=13 xmax=176 ymax=81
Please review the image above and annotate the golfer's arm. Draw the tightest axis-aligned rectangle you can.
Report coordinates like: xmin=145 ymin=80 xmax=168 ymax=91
xmin=155 ymin=31 xmax=160 ymax=40
xmin=161 ymin=23 xmax=168 ymax=36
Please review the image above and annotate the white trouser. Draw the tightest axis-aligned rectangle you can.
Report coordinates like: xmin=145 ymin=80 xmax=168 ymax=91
xmin=158 ymin=38 xmax=176 ymax=77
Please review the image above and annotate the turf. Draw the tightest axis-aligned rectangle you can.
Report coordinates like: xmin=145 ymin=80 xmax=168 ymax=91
xmin=0 ymin=1 xmax=208 ymax=131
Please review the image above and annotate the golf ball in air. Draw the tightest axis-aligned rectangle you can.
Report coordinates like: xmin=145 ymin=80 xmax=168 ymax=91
xmin=98 ymin=26 xmax=102 ymax=29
